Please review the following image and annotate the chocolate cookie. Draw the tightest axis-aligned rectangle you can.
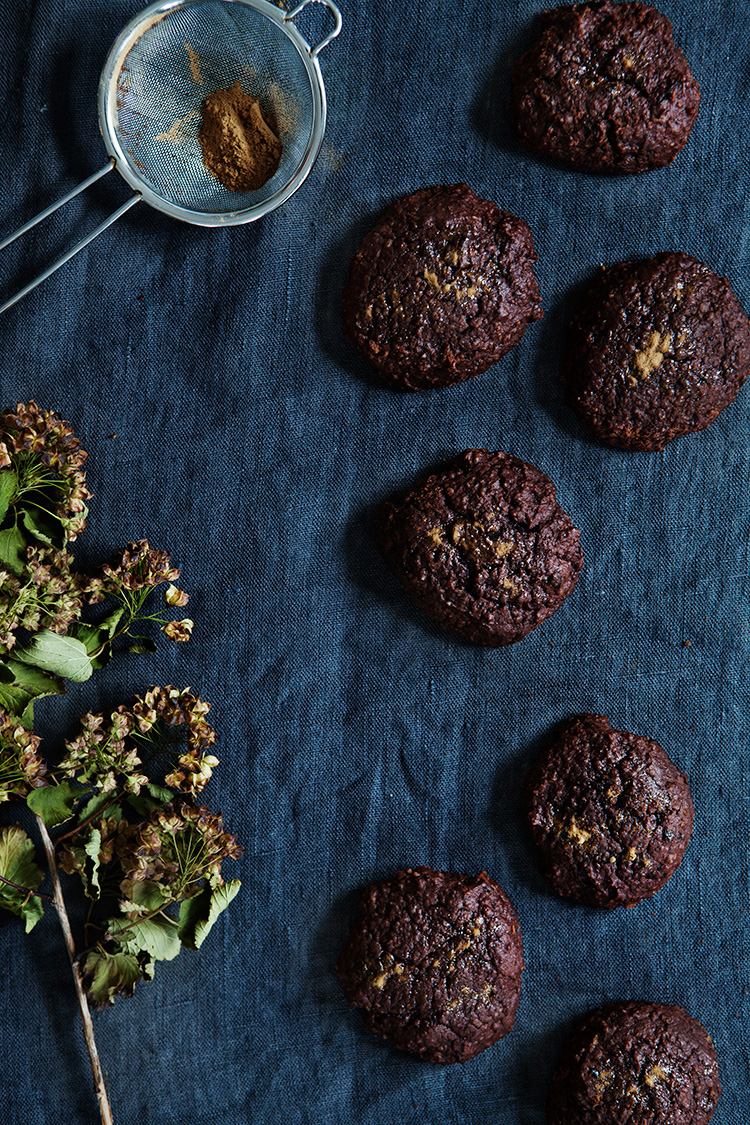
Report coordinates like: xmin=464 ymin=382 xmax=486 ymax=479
xmin=336 ymin=867 xmax=523 ymax=1063
xmin=548 ymin=1001 xmax=721 ymax=1124
xmin=342 ymin=185 xmax=542 ymax=391
xmin=525 ymin=715 xmax=694 ymax=908
xmin=563 ymin=252 xmax=750 ymax=450
xmin=509 ymin=2 xmax=700 ymax=174
xmin=375 ymin=449 xmax=582 ymax=646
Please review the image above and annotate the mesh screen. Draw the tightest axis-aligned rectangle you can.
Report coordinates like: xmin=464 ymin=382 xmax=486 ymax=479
xmin=113 ymin=1 xmax=315 ymax=213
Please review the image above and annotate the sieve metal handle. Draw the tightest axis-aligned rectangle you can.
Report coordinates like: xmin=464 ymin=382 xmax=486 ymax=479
xmin=0 ymin=160 xmax=141 ymax=317
xmin=285 ymin=0 xmax=342 ymax=59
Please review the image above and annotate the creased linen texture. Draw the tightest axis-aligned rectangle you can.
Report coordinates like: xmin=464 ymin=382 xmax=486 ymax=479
xmin=0 ymin=0 xmax=748 ymax=1122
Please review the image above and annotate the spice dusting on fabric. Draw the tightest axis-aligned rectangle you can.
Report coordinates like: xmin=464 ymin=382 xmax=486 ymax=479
xmin=199 ymin=81 xmax=282 ymax=192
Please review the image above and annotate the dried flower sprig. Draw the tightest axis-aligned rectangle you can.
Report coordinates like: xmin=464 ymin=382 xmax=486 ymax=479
xmin=87 ymin=540 xmax=180 ymax=598
xmin=0 ymin=708 xmax=47 ymax=801
xmin=120 ymin=802 xmax=243 ymax=899
xmin=132 ymin=686 xmax=217 ymax=794
xmin=0 ymin=407 xmax=194 ymax=716
xmin=0 ymin=546 xmax=85 ymax=650
xmin=0 ymin=400 xmax=90 ymax=541
xmin=0 ymin=403 xmax=242 ymax=1125
xmin=58 ymin=687 xmax=219 ymax=798
xmin=58 ymin=709 xmax=149 ymax=795
xmin=3 ymin=687 xmax=242 ymax=1032
xmin=83 ymin=541 xmax=194 ymax=650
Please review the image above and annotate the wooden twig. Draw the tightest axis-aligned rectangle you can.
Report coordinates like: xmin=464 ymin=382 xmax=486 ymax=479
xmin=34 ymin=813 xmax=114 ymax=1125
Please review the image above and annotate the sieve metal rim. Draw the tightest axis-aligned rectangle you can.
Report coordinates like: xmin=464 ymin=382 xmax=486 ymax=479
xmin=97 ymin=0 xmax=332 ymax=227
xmin=0 ymin=0 xmax=341 ymax=315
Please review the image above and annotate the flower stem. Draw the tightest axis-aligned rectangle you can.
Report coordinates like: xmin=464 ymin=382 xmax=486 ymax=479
xmin=54 ymin=794 xmax=119 ymax=845
xmin=0 ymin=871 xmax=53 ymax=900
xmin=34 ymin=813 xmax=114 ymax=1125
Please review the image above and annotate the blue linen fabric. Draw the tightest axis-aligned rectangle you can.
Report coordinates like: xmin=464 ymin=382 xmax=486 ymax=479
xmin=0 ymin=0 xmax=749 ymax=1121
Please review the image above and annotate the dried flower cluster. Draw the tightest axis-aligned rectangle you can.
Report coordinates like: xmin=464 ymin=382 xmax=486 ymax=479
xmin=0 ymin=709 xmax=46 ymax=801
xmin=0 ymin=402 xmax=94 ymax=651
xmin=133 ymin=685 xmax=218 ymax=792
xmin=83 ymin=541 xmax=194 ymax=645
xmin=120 ymin=802 xmax=243 ymax=900
xmin=86 ymin=541 xmax=180 ymax=600
xmin=0 ymin=546 xmax=85 ymax=650
xmin=0 ymin=400 xmax=90 ymax=540
xmin=58 ymin=708 xmax=149 ymax=794
xmin=0 ymin=402 xmax=243 ymax=1118
xmin=4 ymin=684 xmax=242 ymax=1010
xmin=0 ymin=405 xmax=195 ymax=704
xmin=59 ymin=687 xmax=220 ymax=797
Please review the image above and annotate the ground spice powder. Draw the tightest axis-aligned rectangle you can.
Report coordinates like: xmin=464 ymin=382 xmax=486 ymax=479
xmin=199 ymin=81 xmax=282 ymax=192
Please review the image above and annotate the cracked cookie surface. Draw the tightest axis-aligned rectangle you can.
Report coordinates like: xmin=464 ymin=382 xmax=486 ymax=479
xmin=525 ymin=714 xmax=694 ymax=908
xmin=342 ymin=185 xmax=542 ymax=390
xmin=509 ymin=1 xmax=700 ymax=174
xmin=547 ymin=1001 xmax=721 ymax=1124
xmin=375 ymin=449 xmax=582 ymax=646
xmin=563 ymin=252 xmax=750 ymax=450
xmin=336 ymin=867 xmax=523 ymax=1062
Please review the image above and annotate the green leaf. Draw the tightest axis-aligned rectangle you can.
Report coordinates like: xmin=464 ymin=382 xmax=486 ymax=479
xmin=119 ymin=879 xmax=169 ymax=917
xmin=83 ymin=828 xmax=103 ymax=896
xmin=196 ymin=880 xmax=241 ymax=947
xmin=0 ymin=662 xmax=15 ymax=684
xmin=21 ymin=505 xmax=64 ymax=549
xmin=0 ymin=825 xmax=45 ymax=932
xmin=0 ymin=659 xmax=65 ymax=726
xmin=0 ymin=470 xmax=17 ymax=525
xmin=27 ymin=779 xmax=79 ymax=826
xmin=178 ymin=880 xmax=241 ymax=951
xmin=62 ymin=835 xmax=104 ymax=899
xmin=125 ymin=782 xmax=174 ymax=818
xmin=0 ymin=524 xmax=27 ymax=576
xmin=0 ymin=826 xmax=45 ymax=890
xmin=69 ymin=608 xmax=124 ymax=671
xmin=61 ymin=840 xmax=95 ymax=897
xmin=77 ymin=789 xmax=119 ymax=825
xmin=81 ymin=948 xmax=146 ymax=1009
xmin=177 ymin=885 xmax=211 ymax=949
xmin=18 ymin=890 xmax=44 ymax=932
xmin=107 ymin=913 xmax=182 ymax=962
xmin=14 ymin=630 xmax=93 ymax=683
xmin=91 ymin=643 xmax=113 ymax=670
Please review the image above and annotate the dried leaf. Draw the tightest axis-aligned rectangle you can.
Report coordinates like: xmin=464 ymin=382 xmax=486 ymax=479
xmin=0 ymin=824 xmax=45 ymax=932
xmin=27 ymin=779 xmax=79 ymax=826
xmin=81 ymin=948 xmax=147 ymax=1009
xmin=107 ymin=914 xmax=182 ymax=962
xmin=0 ymin=659 xmax=65 ymax=727
xmin=0 ymin=469 xmax=17 ymax=524
xmin=178 ymin=879 xmax=241 ymax=950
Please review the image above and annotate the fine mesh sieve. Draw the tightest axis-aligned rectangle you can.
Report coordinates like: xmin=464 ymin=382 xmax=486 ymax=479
xmin=0 ymin=0 xmax=342 ymax=314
